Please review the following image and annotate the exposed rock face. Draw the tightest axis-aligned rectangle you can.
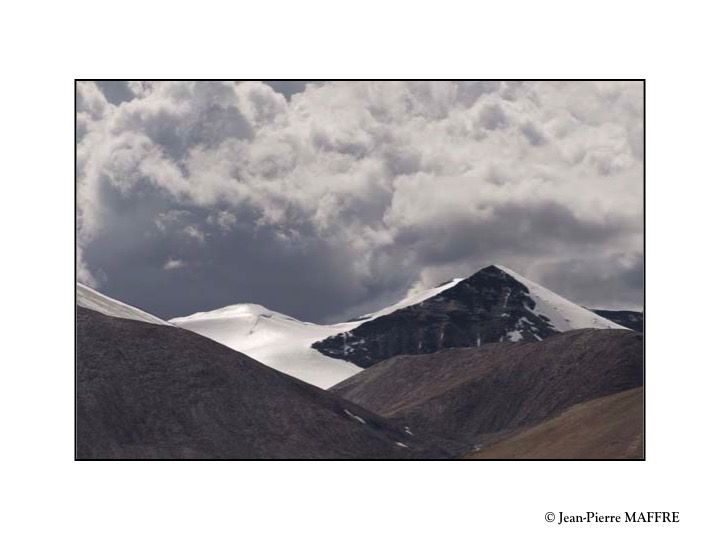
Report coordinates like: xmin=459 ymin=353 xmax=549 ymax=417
xmin=76 ymin=307 xmax=447 ymax=459
xmin=314 ymin=265 xmax=580 ymax=368
xmin=592 ymin=309 xmax=644 ymax=332
xmin=331 ymin=329 xmax=643 ymax=450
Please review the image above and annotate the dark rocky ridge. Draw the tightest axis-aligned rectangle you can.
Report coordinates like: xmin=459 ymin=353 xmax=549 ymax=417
xmin=313 ymin=265 xmax=560 ymax=367
xmin=76 ymin=307 xmax=447 ymax=459
xmin=592 ymin=309 xmax=643 ymax=332
xmin=331 ymin=329 xmax=643 ymax=449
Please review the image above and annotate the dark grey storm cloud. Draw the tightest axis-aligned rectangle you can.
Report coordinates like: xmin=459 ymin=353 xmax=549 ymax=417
xmin=76 ymin=81 xmax=644 ymax=321
xmin=94 ymin=80 xmax=135 ymax=105
xmin=263 ymin=80 xmax=316 ymax=99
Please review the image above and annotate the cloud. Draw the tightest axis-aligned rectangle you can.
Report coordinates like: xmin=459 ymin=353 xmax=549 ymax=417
xmin=95 ymin=81 xmax=135 ymax=105
xmin=206 ymin=210 xmax=237 ymax=232
xmin=76 ymin=245 xmax=97 ymax=287
xmin=263 ymin=80 xmax=317 ymax=100
xmin=76 ymin=81 xmax=644 ymax=320
xmin=520 ymin=121 xmax=547 ymax=145
xmin=163 ymin=258 xmax=186 ymax=270
xmin=182 ymin=224 xmax=205 ymax=243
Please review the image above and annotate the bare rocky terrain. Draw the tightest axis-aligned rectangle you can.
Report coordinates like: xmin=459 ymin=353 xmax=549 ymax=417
xmin=331 ymin=328 xmax=643 ymax=454
xmin=76 ymin=307 xmax=448 ymax=459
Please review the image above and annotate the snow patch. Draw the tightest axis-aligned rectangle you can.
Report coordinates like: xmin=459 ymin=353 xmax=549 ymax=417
xmin=343 ymin=409 xmax=367 ymax=424
xmin=506 ymin=329 xmax=523 ymax=342
xmin=77 ymin=283 xmax=171 ymax=326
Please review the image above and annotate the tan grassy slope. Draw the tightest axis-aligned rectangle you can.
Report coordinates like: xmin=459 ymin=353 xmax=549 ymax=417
xmin=466 ymin=387 xmax=644 ymax=459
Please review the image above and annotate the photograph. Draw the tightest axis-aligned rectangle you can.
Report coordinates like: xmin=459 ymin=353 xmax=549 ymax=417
xmin=75 ymin=80 xmax=644 ymax=460
xmin=6 ymin=2 xmax=720 ymax=538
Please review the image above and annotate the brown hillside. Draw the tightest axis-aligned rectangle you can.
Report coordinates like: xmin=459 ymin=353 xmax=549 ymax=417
xmin=331 ymin=329 xmax=643 ymax=450
xmin=466 ymin=387 xmax=644 ymax=459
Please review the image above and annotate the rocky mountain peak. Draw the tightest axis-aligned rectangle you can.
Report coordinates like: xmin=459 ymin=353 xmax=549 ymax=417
xmin=312 ymin=265 xmax=620 ymax=368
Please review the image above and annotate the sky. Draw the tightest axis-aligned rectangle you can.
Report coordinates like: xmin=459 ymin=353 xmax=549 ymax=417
xmin=76 ymin=80 xmax=644 ymax=322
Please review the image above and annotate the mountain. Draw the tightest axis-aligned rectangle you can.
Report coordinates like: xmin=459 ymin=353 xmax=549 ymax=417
xmin=330 ymin=328 xmax=643 ymax=455
xmin=313 ymin=265 xmax=623 ymax=368
xmin=169 ymin=304 xmax=362 ymax=389
xmin=465 ymin=387 xmax=644 ymax=459
xmin=591 ymin=309 xmax=644 ymax=332
xmin=76 ymin=299 xmax=447 ymax=459
xmin=169 ymin=278 xmax=462 ymax=388
xmin=77 ymin=282 xmax=171 ymax=326
xmin=76 ymin=282 xmax=642 ymax=459
xmin=170 ymin=264 xmax=624 ymax=383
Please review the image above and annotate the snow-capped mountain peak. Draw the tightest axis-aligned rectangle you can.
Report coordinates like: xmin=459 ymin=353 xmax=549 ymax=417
xmin=312 ymin=264 xmax=624 ymax=367
xmin=172 ymin=303 xmax=302 ymax=324
xmin=170 ymin=303 xmax=362 ymax=388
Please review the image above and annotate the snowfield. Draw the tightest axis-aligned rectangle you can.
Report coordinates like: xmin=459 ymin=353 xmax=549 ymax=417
xmin=171 ymin=304 xmax=363 ymax=389
xmin=494 ymin=265 xmax=623 ymax=332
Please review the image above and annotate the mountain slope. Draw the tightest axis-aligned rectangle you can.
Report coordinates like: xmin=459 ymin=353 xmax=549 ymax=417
xmin=169 ymin=278 xmax=463 ymax=388
xmin=591 ymin=309 xmax=644 ymax=332
xmin=77 ymin=282 xmax=171 ymax=326
xmin=465 ymin=387 xmax=644 ymax=459
xmin=314 ymin=265 xmax=622 ymax=368
xmin=331 ymin=329 xmax=643 ymax=450
xmin=170 ymin=304 xmax=362 ymax=389
xmin=76 ymin=306 xmax=446 ymax=459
